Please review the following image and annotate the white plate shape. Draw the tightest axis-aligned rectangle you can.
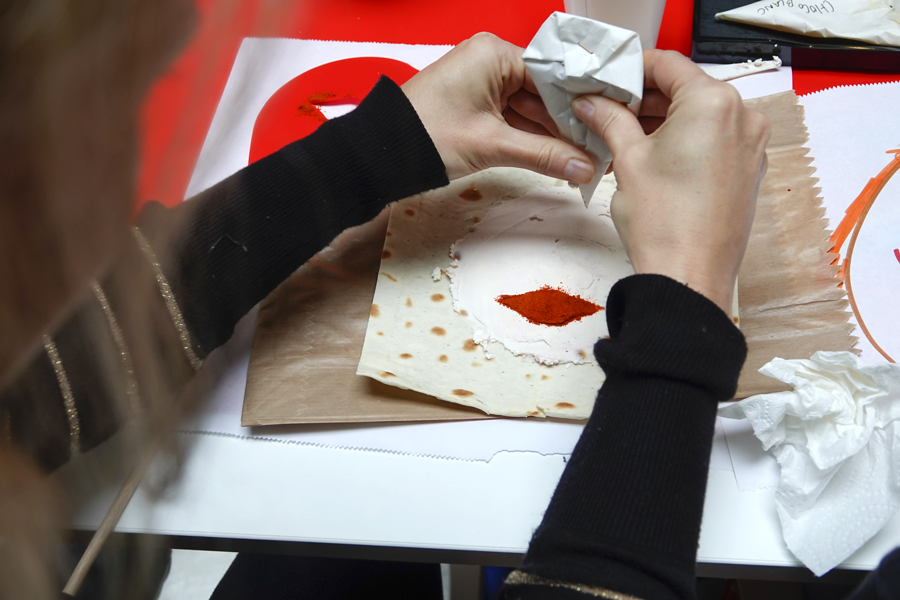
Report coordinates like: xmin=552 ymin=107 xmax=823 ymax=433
xmin=846 ymin=149 xmax=900 ymax=362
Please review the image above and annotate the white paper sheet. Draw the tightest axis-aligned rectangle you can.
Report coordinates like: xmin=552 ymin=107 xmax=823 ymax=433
xmin=699 ymin=62 xmax=794 ymax=98
xmin=720 ymin=417 xmax=781 ymax=491
xmin=801 ymin=81 xmax=900 ymax=364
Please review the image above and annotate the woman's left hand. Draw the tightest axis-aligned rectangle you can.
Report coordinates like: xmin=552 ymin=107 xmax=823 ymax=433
xmin=402 ymin=33 xmax=595 ymax=184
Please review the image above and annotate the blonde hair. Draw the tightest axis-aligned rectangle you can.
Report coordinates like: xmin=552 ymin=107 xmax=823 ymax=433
xmin=0 ymin=0 xmax=315 ymax=595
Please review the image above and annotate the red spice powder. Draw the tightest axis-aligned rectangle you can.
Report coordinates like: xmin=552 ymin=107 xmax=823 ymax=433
xmin=496 ymin=286 xmax=603 ymax=326
xmin=297 ymin=91 xmax=355 ymax=122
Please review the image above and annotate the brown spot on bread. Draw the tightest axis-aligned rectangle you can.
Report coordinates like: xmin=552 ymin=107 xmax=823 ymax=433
xmin=529 ymin=215 xmax=544 ymax=221
xmin=377 ymin=331 xmax=384 ymax=336
xmin=459 ymin=186 xmax=482 ymax=201
xmin=469 ymin=227 xmax=476 ymax=233
xmin=382 ymin=250 xmax=392 ymax=259
xmin=527 ymin=411 xmax=541 ymax=416
xmin=463 ymin=339 xmax=477 ymax=352
xmin=554 ymin=402 xmax=576 ymax=410
xmin=431 ymin=327 xmax=446 ymax=336
xmin=525 ymin=374 xmax=531 ymax=379
xmin=381 ymin=372 xmax=395 ymax=378
xmin=404 ymin=209 xmax=416 ymax=217
xmin=578 ymin=350 xmax=587 ymax=359
xmin=453 ymin=389 xmax=475 ymax=397
xmin=733 ymin=317 xmax=740 ymax=325
xmin=460 ymin=310 xmax=468 ymax=317
xmin=439 ymin=355 xmax=448 ymax=363
xmin=386 ymin=231 xmax=393 ymax=237
xmin=400 ymin=353 xmax=413 ymax=359
xmin=431 ymin=293 xmax=445 ymax=302
xmin=405 ymin=297 xmax=413 ymax=308
xmin=472 ymin=216 xmax=481 ymax=223
xmin=471 ymin=362 xmax=482 ymax=367
xmin=381 ymin=272 xmax=397 ymax=282
xmin=370 ymin=304 xmax=380 ymax=317
xmin=541 ymin=375 xmax=549 ymax=381
xmin=405 ymin=321 xmax=413 ymax=328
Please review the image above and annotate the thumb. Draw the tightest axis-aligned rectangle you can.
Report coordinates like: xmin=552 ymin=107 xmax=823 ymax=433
xmin=573 ymin=96 xmax=645 ymax=157
xmin=492 ymin=127 xmax=596 ymax=183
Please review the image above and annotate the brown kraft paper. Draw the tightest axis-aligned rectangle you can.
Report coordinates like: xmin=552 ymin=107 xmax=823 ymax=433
xmin=241 ymin=90 xmax=853 ymax=426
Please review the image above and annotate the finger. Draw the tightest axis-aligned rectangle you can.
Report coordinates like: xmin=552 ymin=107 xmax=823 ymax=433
xmin=507 ymin=90 xmax=560 ymax=137
xmin=639 ymin=116 xmax=665 ymax=135
xmin=572 ymin=95 xmax=645 ymax=157
xmin=642 ymin=49 xmax=713 ymax=102
xmin=638 ymin=89 xmax=671 ymax=119
xmin=495 ymin=36 xmax=533 ymax=101
xmin=491 ymin=125 xmax=595 ymax=183
xmin=505 ymin=107 xmax=554 ymax=137
xmin=757 ymin=152 xmax=769 ymax=185
xmin=522 ymin=65 xmax=541 ymax=96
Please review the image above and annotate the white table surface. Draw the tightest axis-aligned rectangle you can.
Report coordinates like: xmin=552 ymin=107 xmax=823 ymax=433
xmin=62 ymin=313 xmax=900 ymax=575
xmin=65 ymin=421 xmax=900 ymax=573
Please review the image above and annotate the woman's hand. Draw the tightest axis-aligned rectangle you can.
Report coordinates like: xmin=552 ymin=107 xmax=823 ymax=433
xmin=573 ymin=50 xmax=770 ymax=314
xmin=402 ymin=33 xmax=595 ymax=184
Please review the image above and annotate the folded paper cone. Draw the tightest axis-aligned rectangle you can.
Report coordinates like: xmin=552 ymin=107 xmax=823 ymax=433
xmin=522 ymin=12 xmax=643 ymax=207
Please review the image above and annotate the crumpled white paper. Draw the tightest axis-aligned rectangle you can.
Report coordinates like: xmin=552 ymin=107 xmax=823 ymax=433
xmin=716 ymin=0 xmax=900 ymax=48
xmin=719 ymin=351 xmax=900 ymax=576
xmin=522 ymin=12 xmax=643 ymax=207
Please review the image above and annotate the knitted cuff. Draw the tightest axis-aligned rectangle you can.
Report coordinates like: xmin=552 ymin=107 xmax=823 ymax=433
xmin=596 ymin=274 xmax=746 ymax=400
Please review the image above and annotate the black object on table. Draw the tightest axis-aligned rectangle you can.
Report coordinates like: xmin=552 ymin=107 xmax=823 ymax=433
xmin=693 ymin=0 xmax=900 ymax=71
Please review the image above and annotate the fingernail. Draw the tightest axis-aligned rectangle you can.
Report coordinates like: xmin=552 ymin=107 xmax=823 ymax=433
xmin=564 ymin=158 xmax=593 ymax=184
xmin=573 ymin=98 xmax=594 ymax=119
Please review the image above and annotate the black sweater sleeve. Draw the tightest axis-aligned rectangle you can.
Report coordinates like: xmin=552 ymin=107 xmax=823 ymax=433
xmin=501 ymin=275 xmax=747 ymax=600
xmin=0 ymin=76 xmax=448 ymax=471
xmin=139 ymin=75 xmax=449 ymax=357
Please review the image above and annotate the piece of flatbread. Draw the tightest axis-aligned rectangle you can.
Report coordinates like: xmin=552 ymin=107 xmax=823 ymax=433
xmin=447 ymin=186 xmax=631 ymax=366
xmin=357 ymin=169 xmax=616 ymax=419
xmin=356 ymin=168 xmax=743 ymax=420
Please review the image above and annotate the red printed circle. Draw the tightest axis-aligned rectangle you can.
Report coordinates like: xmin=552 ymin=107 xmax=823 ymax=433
xmin=249 ymin=57 xmax=418 ymax=164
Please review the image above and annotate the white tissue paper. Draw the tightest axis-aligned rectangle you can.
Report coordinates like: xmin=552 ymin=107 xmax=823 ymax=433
xmin=719 ymin=351 xmax=900 ymax=576
xmin=522 ymin=12 xmax=643 ymax=207
xmin=716 ymin=0 xmax=900 ymax=48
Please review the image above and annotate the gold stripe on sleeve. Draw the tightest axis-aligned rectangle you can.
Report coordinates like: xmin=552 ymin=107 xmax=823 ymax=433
xmin=131 ymin=227 xmax=203 ymax=371
xmin=504 ymin=571 xmax=644 ymax=600
xmin=43 ymin=335 xmax=81 ymax=458
xmin=91 ymin=281 xmax=141 ymax=414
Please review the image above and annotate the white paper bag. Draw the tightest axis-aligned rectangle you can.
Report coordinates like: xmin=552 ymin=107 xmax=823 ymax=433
xmin=716 ymin=0 xmax=900 ymax=48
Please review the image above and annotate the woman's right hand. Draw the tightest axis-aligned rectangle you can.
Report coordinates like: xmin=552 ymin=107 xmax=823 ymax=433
xmin=572 ymin=50 xmax=770 ymax=315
